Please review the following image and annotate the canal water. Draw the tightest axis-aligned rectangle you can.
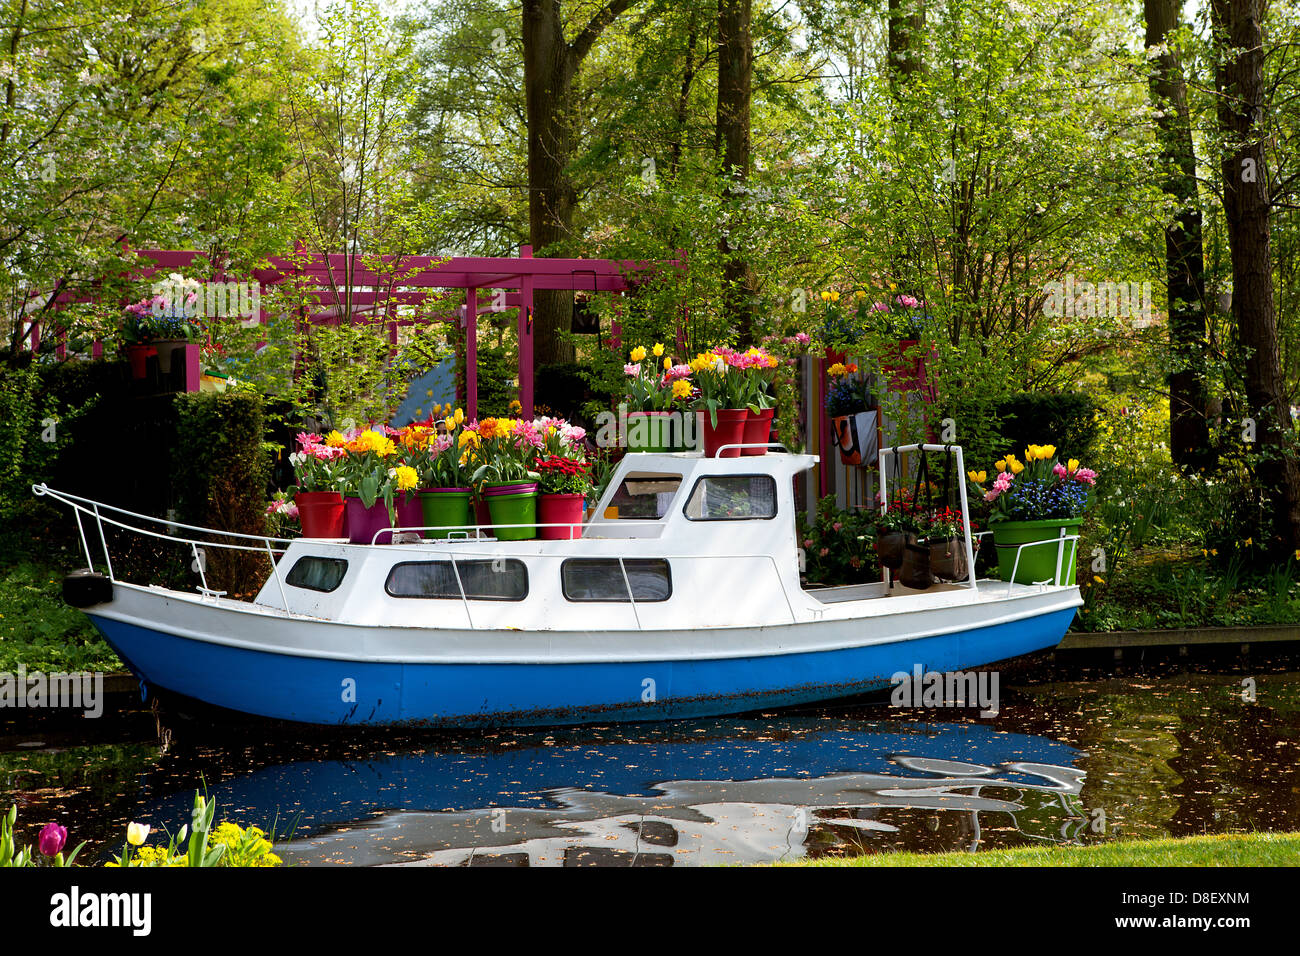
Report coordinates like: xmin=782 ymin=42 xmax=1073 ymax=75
xmin=3 ymin=657 xmax=1298 ymax=866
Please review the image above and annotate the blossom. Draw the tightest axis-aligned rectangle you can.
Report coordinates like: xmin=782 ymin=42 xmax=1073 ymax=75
xmin=630 ymin=346 xmax=647 ymax=362
xmin=829 ymin=290 xmax=840 ymax=302
xmin=795 ymin=332 xmax=810 ymax=345
xmin=828 ymin=363 xmax=847 ymax=377
xmin=897 ymin=294 xmax=919 ymax=308
xmin=652 ymin=343 xmax=664 ymax=357
xmin=38 ymin=822 xmax=66 ymax=857
xmin=995 ymin=459 xmax=1007 ymax=472
xmin=1009 ymin=459 xmax=1024 ymax=474
xmin=1067 ymin=458 xmax=1079 ymax=474
xmin=871 ymin=301 xmax=888 ymax=312
xmin=968 ymin=470 xmax=986 ymax=483
xmin=394 ymin=465 xmax=418 ymax=492
xmin=127 ymin=822 xmax=151 ymax=846
xmin=1053 ymin=463 xmax=1067 ymax=478
xmin=325 ymin=430 xmax=346 ymax=448
xmin=820 ymin=290 xmax=831 ymax=301
xmin=663 ymin=356 xmax=672 ymax=371
xmin=624 ymin=363 xmax=641 ymax=376
xmin=1074 ymin=467 xmax=1096 ymax=485
xmin=671 ymin=379 xmax=692 ymax=400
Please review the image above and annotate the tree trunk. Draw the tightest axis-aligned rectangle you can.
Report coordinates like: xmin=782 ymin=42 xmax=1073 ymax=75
xmin=887 ymin=0 xmax=924 ymax=85
xmin=716 ymin=0 xmax=753 ymax=343
xmin=522 ymin=0 xmax=578 ymax=364
xmin=1144 ymin=0 xmax=1212 ymax=468
xmin=1212 ymin=0 xmax=1300 ymax=551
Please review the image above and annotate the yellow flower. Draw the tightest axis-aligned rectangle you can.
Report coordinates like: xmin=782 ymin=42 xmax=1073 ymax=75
xmin=509 ymin=399 xmax=522 ymax=414
xmin=652 ymin=343 xmax=664 ymax=357
xmin=454 ymin=408 xmax=465 ymax=425
xmin=630 ymin=346 xmax=647 ymax=362
xmin=820 ymin=290 xmax=831 ymax=301
xmin=324 ymin=430 xmax=345 ymax=448
xmin=829 ymin=290 xmax=840 ymax=302
xmin=671 ymin=379 xmax=692 ymax=400
xmin=127 ymin=822 xmax=150 ymax=846
xmin=854 ymin=290 xmax=866 ymax=299
xmin=395 ymin=465 xmax=418 ymax=492
xmin=1009 ymin=460 xmax=1025 ymax=474
xmin=1067 ymin=458 xmax=1079 ymax=473
xmin=968 ymin=470 xmax=986 ymax=483
xmin=1210 ymin=548 xmax=1218 ymax=556
xmin=1093 ymin=575 xmax=1104 ymax=584
xmin=995 ymin=459 xmax=1007 ymax=472
xmin=663 ymin=356 xmax=672 ymax=371
xmin=458 ymin=430 xmax=480 ymax=449
xmin=828 ymin=362 xmax=847 ymax=376
xmin=1244 ymin=537 xmax=1253 ymax=546
xmin=888 ymin=282 xmax=897 ymax=291
xmin=1041 ymin=444 xmax=1056 ymax=459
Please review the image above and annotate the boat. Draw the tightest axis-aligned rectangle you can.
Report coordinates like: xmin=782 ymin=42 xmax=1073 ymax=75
xmin=36 ymin=442 xmax=1082 ymax=727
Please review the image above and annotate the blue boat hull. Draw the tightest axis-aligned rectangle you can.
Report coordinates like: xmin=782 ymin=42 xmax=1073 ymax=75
xmin=88 ymin=606 xmax=1076 ymax=727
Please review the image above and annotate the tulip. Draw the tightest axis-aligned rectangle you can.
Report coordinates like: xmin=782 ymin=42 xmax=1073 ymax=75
xmin=630 ymin=346 xmax=647 ymax=362
xmin=1067 ymin=458 xmax=1079 ymax=473
xmin=995 ymin=459 xmax=1006 ymax=472
xmin=126 ymin=822 xmax=150 ymax=846
xmin=820 ymin=290 xmax=831 ymax=301
xmin=830 ymin=290 xmax=840 ymax=302
xmin=1010 ymin=460 xmax=1025 ymax=474
xmin=663 ymin=356 xmax=672 ymax=371
xmin=38 ymin=822 xmax=66 ymax=857
xmin=652 ymin=343 xmax=664 ymax=357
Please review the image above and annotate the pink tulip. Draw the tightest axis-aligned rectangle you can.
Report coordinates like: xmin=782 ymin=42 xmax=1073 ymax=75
xmin=38 ymin=822 xmax=66 ymax=857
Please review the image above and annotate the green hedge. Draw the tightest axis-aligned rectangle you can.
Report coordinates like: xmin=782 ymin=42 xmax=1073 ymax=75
xmin=992 ymin=392 xmax=1100 ymax=462
xmin=172 ymin=390 xmax=272 ymax=597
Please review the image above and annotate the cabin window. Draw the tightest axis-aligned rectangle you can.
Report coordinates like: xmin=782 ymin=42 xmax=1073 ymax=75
xmin=561 ymin=558 xmax=672 ymax=602
xmin=603 ymin=473 xmax=682 ymax=520
xmin=285 ymin=556 xmax=348 ymax=593
xmin=683 ymin=475 xmax=777 ymax=521
xmin=385 ymin=560 xmax=529 ymax=601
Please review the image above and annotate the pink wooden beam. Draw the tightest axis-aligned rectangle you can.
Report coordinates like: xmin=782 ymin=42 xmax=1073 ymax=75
xmin=465 ymin=288 xmax=478 ymax=422
xmin=518 ymin=245 xmax=534 ymax=418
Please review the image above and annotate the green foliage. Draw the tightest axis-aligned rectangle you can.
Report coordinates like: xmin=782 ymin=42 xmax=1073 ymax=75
xmin=172 ymin=390 xmax=273 ymax=596
xmin=110 ymin=792 xmax=284 ymax=868
xmin=798 ymin=496 xmax=879 ymax=586
xmin=994 ymin=393 xmax=1100 ymax=463
xmin=0 ymin=558 xmax=119 ymax=672
xmin=1 ymin=804 xmax=87 ymax=868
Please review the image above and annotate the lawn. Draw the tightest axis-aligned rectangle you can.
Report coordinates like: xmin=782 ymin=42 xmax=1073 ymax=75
xmin=774 ymin=832 xmax=1300 ymax=866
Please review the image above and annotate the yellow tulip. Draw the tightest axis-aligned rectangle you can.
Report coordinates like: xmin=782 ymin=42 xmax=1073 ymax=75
xmin=854 ymin=290 xmax=866 ymax=299
xmin=820 ymin=290 xmax=831 ymax=301
xmin=652 ymin=343 xmax=664 ymax=357
xmin=127 ymin=823 xmax=151 ymax=846
xmin=968 ymin=470 xmax=986 ymax=483
xmin=830 ymin=290 xmax=840 ymax=302
xmin=1067 ymin=458 xmax=1079 ymax=473
xmin=1041 ymin=444 xmax=1056 ymax=459
xmin=630 ymin=346 xmax=647 ymax=362
xmin=995 ymin=459 xmax=1006 ymax=472
xmin=1010 ymin=460 xmax=1025 ymax=474
xmin=663 ymin=356 xmax=672 ymax=371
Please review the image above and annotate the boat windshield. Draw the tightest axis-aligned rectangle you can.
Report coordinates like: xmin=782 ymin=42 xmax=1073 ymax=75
xmin=602 ymin=473 xmax=682 ymax=520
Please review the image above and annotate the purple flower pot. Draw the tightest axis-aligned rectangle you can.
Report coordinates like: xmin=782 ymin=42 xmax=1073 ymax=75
xmin=345 ymin=497 xmax=393 ymax=545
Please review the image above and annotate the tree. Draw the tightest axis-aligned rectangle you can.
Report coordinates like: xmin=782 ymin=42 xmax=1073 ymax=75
xmin=1144 ymin=0 xmax=1211 ymax=468
xmin=716 ymin=0 xmax=754 ymax=341
xmin=1211 ymin=0 xmax=1300 ymax=551
xmin=522 ymin=0 xmax=638 ymax=364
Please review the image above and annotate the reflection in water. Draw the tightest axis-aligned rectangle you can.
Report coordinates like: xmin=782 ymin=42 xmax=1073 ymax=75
xmin=4 ymin=667 xmax=1300 ymax=865
xmin=127 ymin=719 xmax=1087 ymax=866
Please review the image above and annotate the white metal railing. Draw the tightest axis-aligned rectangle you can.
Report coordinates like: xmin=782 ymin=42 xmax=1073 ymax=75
xmin=32 ymin=484 xmax=800 ymax=629
xmin=998 ymin=532 xmax=1081 ymax=597
xmin=713 ymin=441 xmax=791 ymax=457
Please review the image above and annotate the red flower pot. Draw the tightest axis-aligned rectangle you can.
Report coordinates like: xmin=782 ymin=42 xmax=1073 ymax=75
xmin=702 ymin=408 xmax=749 ymax=458
xmin=538 ymin=492 xmax=586 ymax=540
xmin=125 ymin=344 xmax=156 ymax=380
xmin=295 ymin=491 xmax=345 ymax=538
xmin=742 ymin=408 xmax=775 ymax=456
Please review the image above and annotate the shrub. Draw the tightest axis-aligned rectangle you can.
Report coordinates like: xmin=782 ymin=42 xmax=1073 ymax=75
xmin=993 ymin=392 xmax=1100 ymax=462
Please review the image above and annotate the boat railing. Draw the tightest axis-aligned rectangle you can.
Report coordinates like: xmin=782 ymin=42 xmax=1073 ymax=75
xmin=32 ymin=483 xmax=297 ymax=610
xmin=878 ymin=444 xmax=980 ymax=593
xmin=1000 ymin=532 xmax=1081 ymax=597
xmin=713 ymin=441 xmax=790 ymax=457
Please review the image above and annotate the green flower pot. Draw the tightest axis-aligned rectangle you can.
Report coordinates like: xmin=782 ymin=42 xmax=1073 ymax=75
xmin=483 ymin=482 xmax=538 ymax=540
xmin=418 ymin=487 xmax=473 ymax=539
xmin=992 ymin=518 xmax=1083 ymax=586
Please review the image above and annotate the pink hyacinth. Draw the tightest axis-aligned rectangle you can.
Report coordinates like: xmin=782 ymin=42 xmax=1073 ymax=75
xmin=1074 ymin=467 xmax=1097 ymax=485
xmin=1053 ymin=463 xmax=1067 ymax=478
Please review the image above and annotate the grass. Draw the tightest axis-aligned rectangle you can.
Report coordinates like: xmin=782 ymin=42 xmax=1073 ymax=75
xmin=0 ymin=548 xmax=121 ymax=673
xmin=774 ymin=832 xmax=1300 ymax=866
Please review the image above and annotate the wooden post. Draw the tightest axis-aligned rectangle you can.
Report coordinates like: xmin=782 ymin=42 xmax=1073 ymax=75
xmin=465 ymin=288 xmax=479 ymax=422
xmin=519 ymin=245 xmax=535 ymax=418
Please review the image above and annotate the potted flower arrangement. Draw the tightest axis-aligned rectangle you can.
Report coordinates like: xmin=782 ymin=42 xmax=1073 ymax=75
xmin=727 ymin=346 xmax=780 ymax=456
xmin=866 ymin=290 xmax=931 ymax=392
xmin=622 ymin=344 xmax=695 ymax=451
xmin=330 ymin=428 xmax=420 ymax=544
xmin=122 ymin=288 xmax=202 ymax=376
xmin=469 ymin=417 xmax=543 ymax=540
xmin=874 ymin=488 xmax=922 ymax=571
xmin=689 ymin=348 xmax=751 ymax=458
xmin=409 ymin=409 xmax=474 ymax=539
xmin=924 ymin=506 xmax=970 ymax=581
xmin=533 ymin=417 xmax=590 ymax=539
xmin=826 ymin=363 xmax=875 ymax=466
xmin=288 ymin=432 xmax=349 ymax=538
xmin=967 ymin=446 xmax=1096 ymax=585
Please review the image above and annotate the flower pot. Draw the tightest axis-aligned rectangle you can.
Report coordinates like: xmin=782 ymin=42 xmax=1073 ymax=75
xmin=344 ymin=497 xmax=393 ymax=545
xmin=125 ymin=344 xmax=156 ymax=380
xmin=929 ymin=537 xmax=968 ymax=582
xmin=742 ymin=408 xmax=775 ymax=456
xmin=419 ymin=487 xmax=473 ymax=539
xmin=153 ymin=338 xmax=188 ymax=374
xmin=992 ymin=517 xmax=1083 ymax=586
xmin=295 ymin=491 xmax=345 ymax=539
xmin=831 ymin=415 xmax=863 ymax=465
xmin=626 ymin=411 xmax=673 ymax=453
xmin=538 ymin=492 xmax=586 ymax=540
xmin=701 ymin=408 xmax=749 ymax=458
xmin=395 ymin=492 xmax=423 ymax=534
xmin=898 ymin=540 xmax=935 ymax=590
xmin=874 ymin=530 xmax=914 ymax=571
xmin=482 ymin=481 xmax=538 ymax=540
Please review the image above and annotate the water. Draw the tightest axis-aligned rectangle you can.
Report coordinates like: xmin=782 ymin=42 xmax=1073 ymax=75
xmin=3 ymin=660 xmax=1299 ymax=866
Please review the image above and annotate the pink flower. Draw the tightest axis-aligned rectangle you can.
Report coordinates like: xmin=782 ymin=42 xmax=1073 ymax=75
xmin=819 ymin=547 xmax=829 ymax=557
xmin=871 ymin=301 xmax=888 ymax=312
xmin=993 ymin=471 xmax=1013 ymax=491
xmin=897 ymin=294 xmax=919 ymax=308
xmin=664 ymin=364 xmax=692 ymax=381
xmin=832 ymin=521 xmax=843 ymax=531
xmin=1074 ymin=467 xmax=1097 ymax=485
xmin=795 ymin=332 xmax=810 ymax=345
xmin=38 ymin=823 xmax=66 ymax=857
xmin=297 ymin=432 xmax=321 ymax=450
xmin=624 ymin=363 xmax=640 ymax=376
xmin=804 ymin=538 xmax=814 ymax=548
xmin=984 ymin=489 xmax=1001 ymax=501
xmin=1053 ymin=463 xmax=1067 ymax=478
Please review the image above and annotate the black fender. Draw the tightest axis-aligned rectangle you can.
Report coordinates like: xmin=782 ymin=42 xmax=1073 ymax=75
xmin=63 ymin=569 xmax=113 ymax=608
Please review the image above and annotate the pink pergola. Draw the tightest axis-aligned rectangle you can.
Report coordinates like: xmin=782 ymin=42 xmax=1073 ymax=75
xmin=34 ymin=244 xmax=683 ymax=420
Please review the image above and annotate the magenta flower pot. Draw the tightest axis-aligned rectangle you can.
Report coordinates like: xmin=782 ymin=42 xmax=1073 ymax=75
xmin=345 ymin=497 xmax=393 ymax=544
xmin=395 ymin=492 xmax=423 ymax=533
